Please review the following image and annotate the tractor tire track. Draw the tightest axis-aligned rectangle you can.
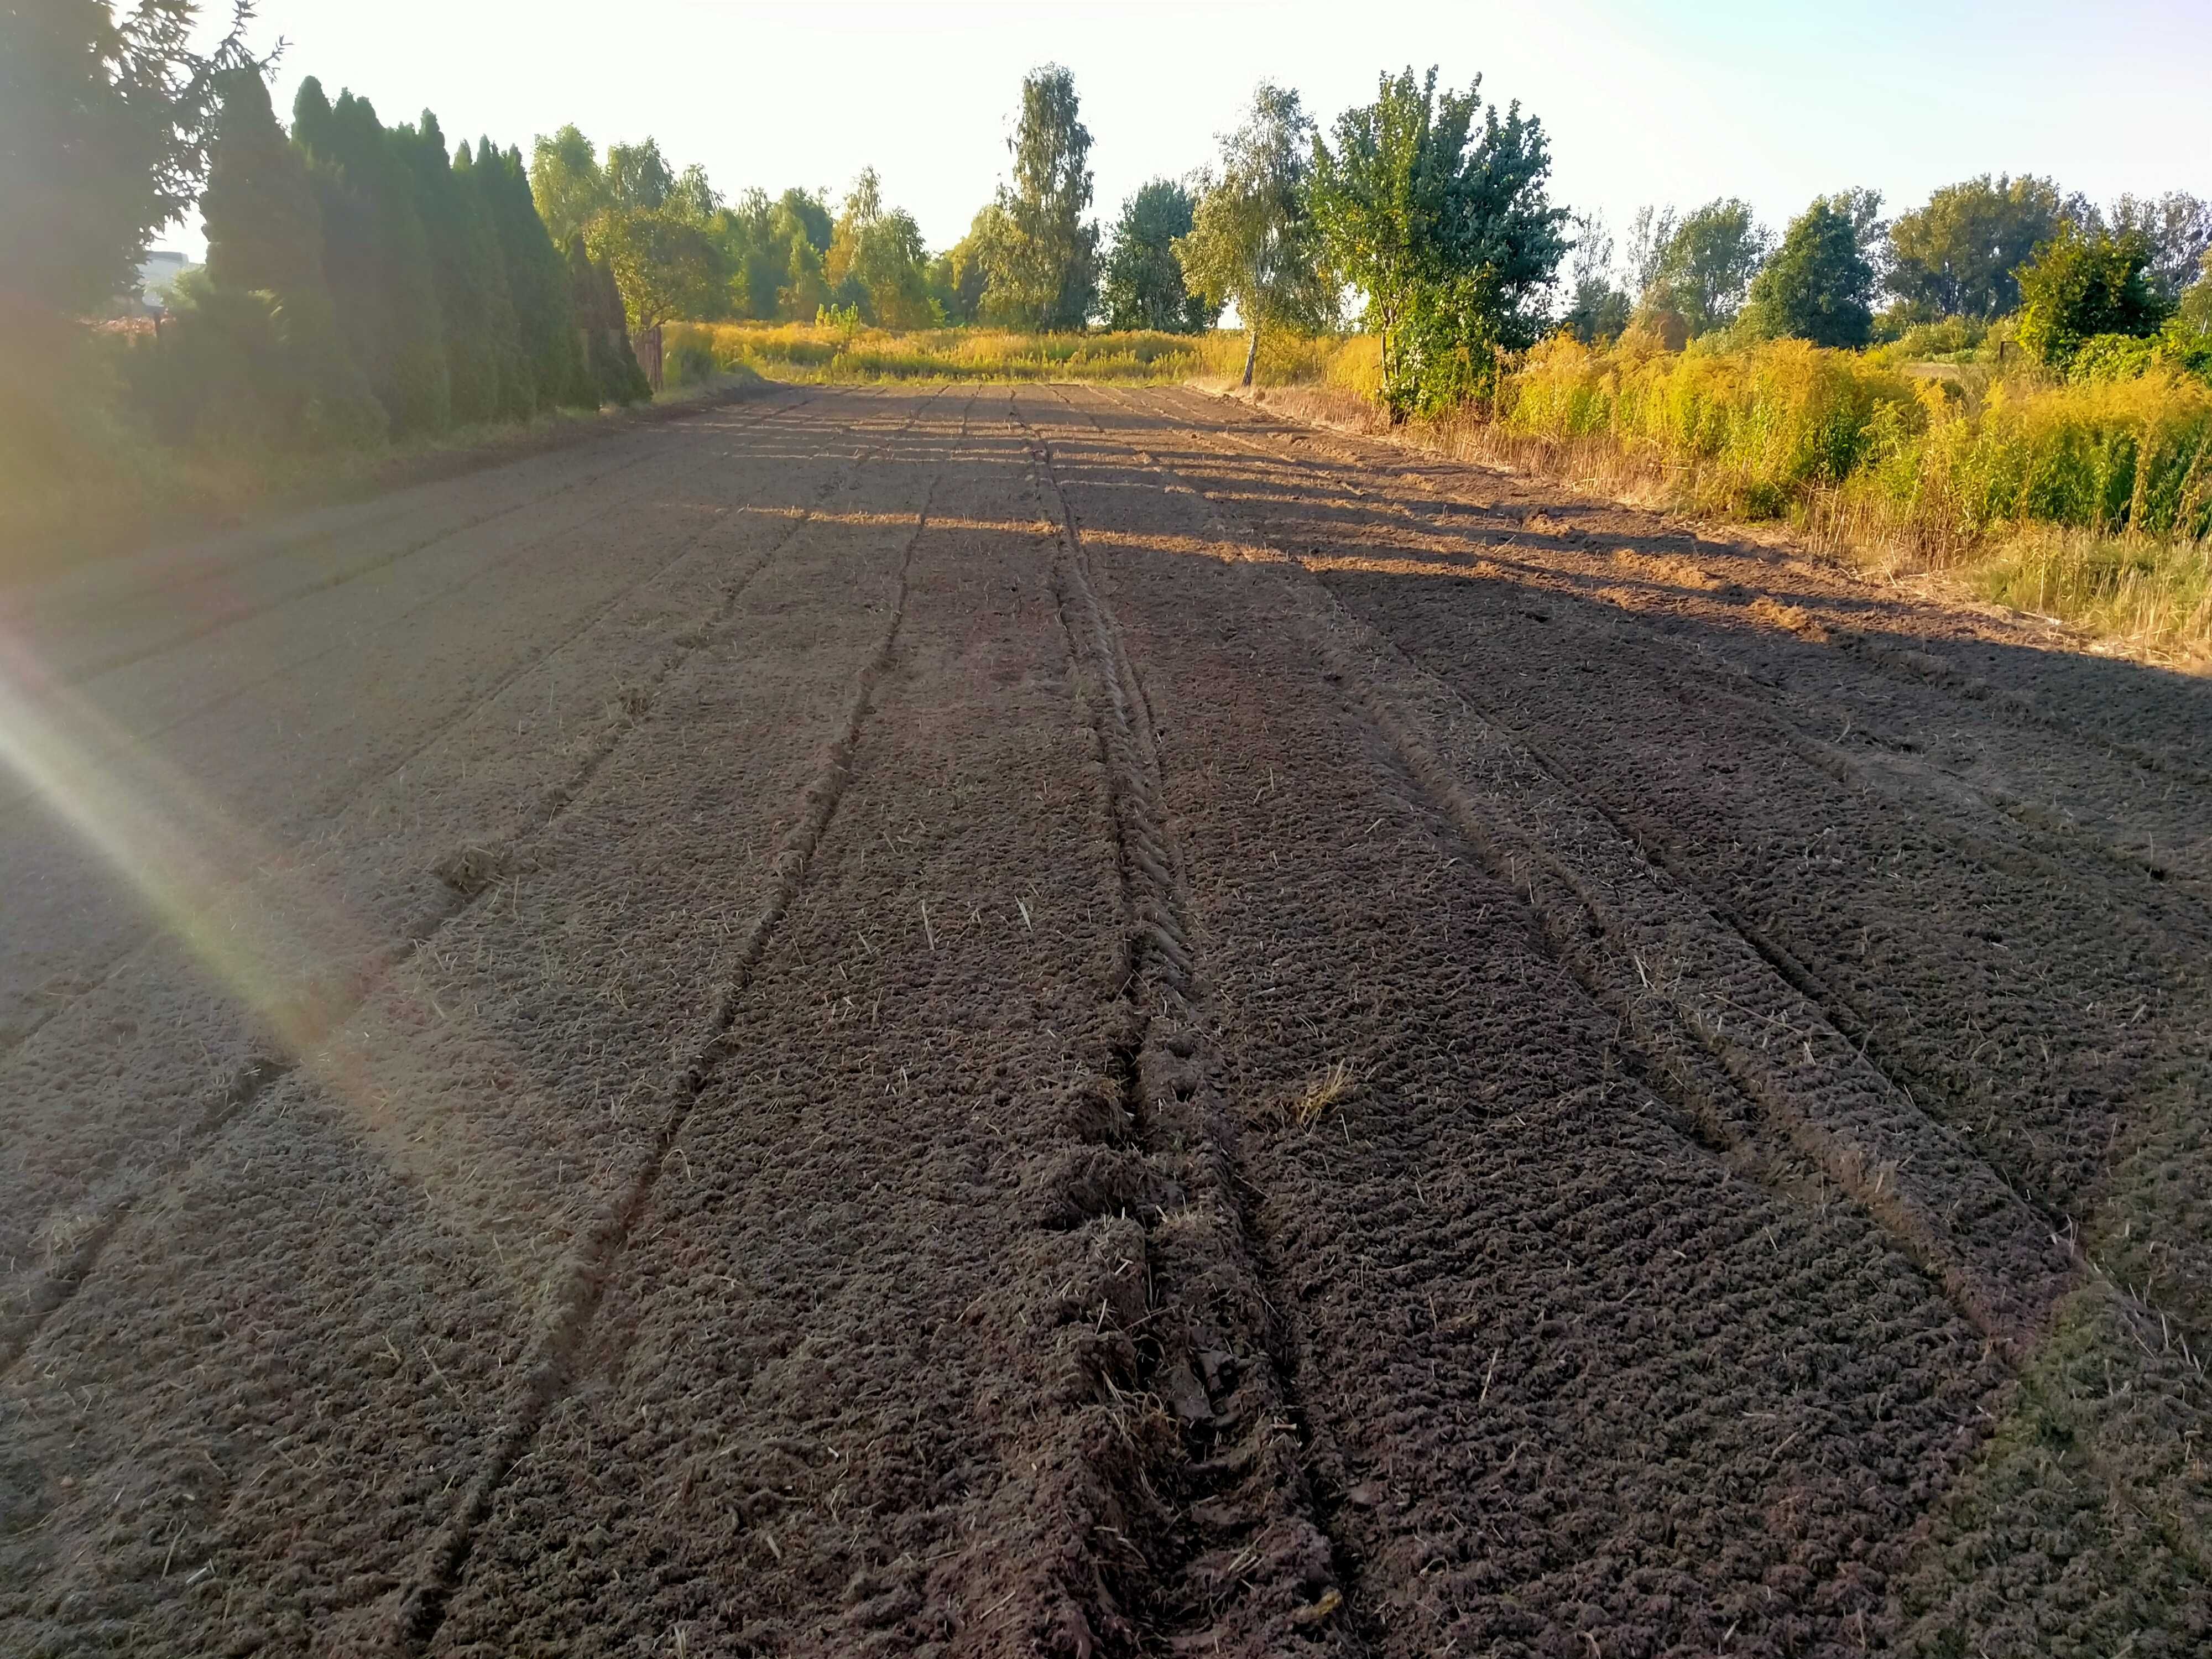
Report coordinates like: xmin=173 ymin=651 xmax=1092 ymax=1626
xmin=1016 ymin=390 xmax=1349 ymax=1656
xmin=1078 ymin=388 xmax=2075 ymax=1354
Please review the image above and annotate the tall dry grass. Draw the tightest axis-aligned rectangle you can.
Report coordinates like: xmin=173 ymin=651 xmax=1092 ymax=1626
xmin=670 ymin=318 xmax=2212 ymax=664
xmin=1430 ymin=336 xmax=2212 ymax=664
xmin=665 ymin=322 xmax=1210 ymax=384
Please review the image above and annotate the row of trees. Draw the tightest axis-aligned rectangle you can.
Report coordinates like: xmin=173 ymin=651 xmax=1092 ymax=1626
xmin=551 ymin=66 xmax=1572 ymax=420
xmin=1560 ymin=177 xmax=2212 ymax=359
xmin=140 ymin=67 xmax=650 ymax=451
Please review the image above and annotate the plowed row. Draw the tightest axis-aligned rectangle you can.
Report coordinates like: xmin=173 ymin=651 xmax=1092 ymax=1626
xmin=3 ymin=385 xmax=2206 ymax=1657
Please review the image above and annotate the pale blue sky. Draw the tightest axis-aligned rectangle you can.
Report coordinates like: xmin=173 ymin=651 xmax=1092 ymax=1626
xmin=170 ymin=0 xmax=2211 ymax=275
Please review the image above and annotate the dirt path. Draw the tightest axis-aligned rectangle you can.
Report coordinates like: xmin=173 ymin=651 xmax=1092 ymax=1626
xmin=3 ymin=385 xmax=2206 ymax=1656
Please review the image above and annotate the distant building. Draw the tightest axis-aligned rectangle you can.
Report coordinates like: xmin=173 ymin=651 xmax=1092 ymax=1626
xmin=133 ymin=250 xmax=191 ymax=313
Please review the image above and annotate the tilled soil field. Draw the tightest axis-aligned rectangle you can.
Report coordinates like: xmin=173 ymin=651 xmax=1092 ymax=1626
xmin=2 ymin=384 xmax=2207 ymax=1657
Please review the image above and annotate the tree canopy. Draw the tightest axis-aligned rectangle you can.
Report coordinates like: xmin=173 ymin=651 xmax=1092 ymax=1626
xmin=1100 ymin=180 xmax=1214 ymax=333
xmin=1178 ymin=85 xmax=1332 ymax=380
xmin=1636 ymin=198 xmax=1768 ymax=338
xmin=978 ymin=65 xmax=1099 ymax=328
xmin=2016 ymin=224 xmax=2172 ymax=369
xmin=1741 ymin=193 xmax=1878 ymax=348
xmin=1311 ymin=66 xmax=1568 ymax=418
xmin=1887 ymin=174 xmax=2068 ymax=320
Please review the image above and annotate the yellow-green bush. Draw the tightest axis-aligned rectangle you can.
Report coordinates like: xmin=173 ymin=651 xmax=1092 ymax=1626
xmin=1495 ymin=335 xmax=2212 ymax=546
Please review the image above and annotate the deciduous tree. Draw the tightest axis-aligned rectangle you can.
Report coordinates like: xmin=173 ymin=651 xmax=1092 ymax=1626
xmin=980 ymin=65 xmax=1098 ymax=328
xmin=1101 ymin=179 xmax=1213 ymax=333
xmin=1639 ymin=198 xmax=1768 ymax=337
xmin=1311 ymin=66 xmax=1568 ymax=418
xmin=1178 ymin=85 xmax=1331 ymax=380
xmin=1887 ymin=174 xmax=2067 ymax=319
xmin=2016 ymin=224 xmax=2171 ymax=369
xmin=1740 ymin=193 xmax=1877 ymax=348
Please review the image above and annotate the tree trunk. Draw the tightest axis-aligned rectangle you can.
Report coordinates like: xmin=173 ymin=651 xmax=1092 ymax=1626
xmin=1241 ymin=324 xmax=1260 ymax=388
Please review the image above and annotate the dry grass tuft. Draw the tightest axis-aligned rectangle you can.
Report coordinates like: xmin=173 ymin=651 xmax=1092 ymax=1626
xmin=1286 ymin=1061 xmax=1357 ymax=1128
xmin=1747 ymin=594 xmax=1831 ymax=641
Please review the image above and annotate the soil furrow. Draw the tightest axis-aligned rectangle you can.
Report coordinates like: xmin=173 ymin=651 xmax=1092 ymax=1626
xmin=9 ymin=382 xmax=2208 ymax=1657
xmin=0 ymin=411 xmax=856 ymax=1072
xmin=1130 ymin=395 xmax=2212 ymax=1348
xmin=0 ymin=461 xmax=850 ymax=1375
xmin=384 ymin=398 xmax=959 ymax=1655
xmin=1020 ymin=386 xmax=2013 ymax=1655
xmin=1162 ymin=384 xmax=2212 ymax=791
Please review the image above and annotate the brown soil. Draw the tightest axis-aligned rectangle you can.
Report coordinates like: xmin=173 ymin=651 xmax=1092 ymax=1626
xmin=3 ymin=385 xmax=2206 ymax=1657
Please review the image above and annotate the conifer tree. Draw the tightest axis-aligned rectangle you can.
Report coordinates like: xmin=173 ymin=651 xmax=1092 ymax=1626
xmin=452 ymin=141 xmax=530 ymax=420
xmin=567 ymin=235 xmax=649 ymax=404
xmin=291 ymin=78 xmax=450 ymax=434
xmin=478 ymin=141 xmax=592 ymax=410
xmin=397 ymin=111 xmax=513 ymax=424
xmin=197 ymin=67 xmax=383 ymax=444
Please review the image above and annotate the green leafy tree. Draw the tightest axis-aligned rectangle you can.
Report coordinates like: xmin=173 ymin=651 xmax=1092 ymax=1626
xmin=1311 ymin=66 xmax=1569 ymax=418
xmin=936 ymin=204 xmax=1008 ymax=325
xmin=528 ymin=125 xmax=608 ymax=247
xmin=2107 ymin=192 xmax=2212 ymax=304
xmin=980 ymin=65 xmax=1099 ymax=328
xmin=669 ymin=162 xmax=720 ymax=225
xmin=1740 ymin=192 xmax=1877 ymax=348
xmin=588 ymin=208 xmax=727 ymax=328
xmin=193 ymin=64 xmax=383 ymax=444
xmin=1179 ymin=86 xmax=1332 ymax=381
xmin=1101 ymin=179 xmax=1213 ymax=332
xmin=2016 ymin=223 xmax=2172 ymax=369
xmin=1559 ymin=210 xmax=1630 ymax=344
xmin=293 ymin=79 xmax=450 ymax=434
xmin=604 ymin=137 xmax=673 ymax=212
xmin=1888 ymin=174 xmax=2067 ymax=319
xmin=1640 ymin=198 xmax=1768 ymax=337
xmin=825 ymin=169 xmax=933 ymax=328
xmin=0 ymin=0 xmax=252 ymax=333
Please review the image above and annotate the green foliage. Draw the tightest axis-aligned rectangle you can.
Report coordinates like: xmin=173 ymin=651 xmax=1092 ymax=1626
xmin=978 ymin=65 xmax=1100 ymax=328
xmin=395 ymin=111 xmax=516 ymax=424
xmin=528 ymin=124 xmax=607 ymax=247
xmin=1178 ymin=85 xmax=1332 ymax=381
xmin=566 ymin=235 xmax=650 ymax=405
xmin=2016 ymin=223 xmax=2172 ymax=371
xmin=1888 ymin=174 xmax=2067 ymax=319
xmin=0 ymin=0 xmax=252 ymax=325
xmin=186 ymin=65 xmax=383 ymax=446
xmin=1639 ymin=198 xmax=1769 ymax=338
xmin=474 ymin=138 xmax=591 ymax=410
xmin=1499 ymin=334 xmax=2212 ymax=551
xmin=1558 ymin=212 xmax=1630 ymax=345
xmin=588 ymin=206 xmax=728 ymax=329
xmin=1740 ymin=193 xmax=1877 ymax=349
xmin=1102 ymin=180 xmax=1213 ymax=333
xmin=936 ymin=204 xmax=1006 ymax=326
xmin=823 ymin=169 xmax=934 ymax=328
xmin=604 ymin=137 xmax=674 ymax=212
xmin=2101 ymin=192 xmax=2211 ymax=304
xmin=293 ymin=80 xmax=451 ymax=434
xmin=1310 ymin=65 xmax=1569 ymax=418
